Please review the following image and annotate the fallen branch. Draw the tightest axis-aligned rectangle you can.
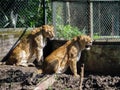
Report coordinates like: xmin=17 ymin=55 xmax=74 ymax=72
xmin=79 ymin=64 xmax=84 ymax=90
xmin=34 ymin=75 xmax=56 ymax=90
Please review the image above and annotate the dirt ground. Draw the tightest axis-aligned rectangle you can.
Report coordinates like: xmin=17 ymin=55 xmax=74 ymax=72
xmin=0 ymin=65 xmax=38 ymax=90
xmin=0 ymin=65 xmax=120 ymax=90
xmin=50 ymin=74 xmax=120 ymax=90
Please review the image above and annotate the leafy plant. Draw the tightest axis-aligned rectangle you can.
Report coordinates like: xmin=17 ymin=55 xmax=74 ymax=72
xmin=56 ymin=24 xmax=83 ymax=40
xmin=0 ymin=0 xmax=52 ymax=28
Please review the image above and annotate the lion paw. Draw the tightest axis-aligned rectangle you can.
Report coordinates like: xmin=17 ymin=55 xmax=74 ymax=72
xmin=74 ymin=74 xmax=80 ymax=78
xmin=17 ymin=63 xmax=28 ymax=67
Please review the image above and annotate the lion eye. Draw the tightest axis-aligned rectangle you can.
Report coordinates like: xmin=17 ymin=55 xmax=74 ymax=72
xmin=49 ymin=31 xmax=51 ymax=33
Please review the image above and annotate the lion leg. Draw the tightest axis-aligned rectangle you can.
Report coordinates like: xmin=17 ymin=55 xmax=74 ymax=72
xmin=17 ymin=60 xmax=28 ymax=67
xmin=16 ymin=51 xmax=28 ymax=67
xmin=69 ymin=58 xmax=79 ymax=77
xmin=43 ymin=60 xmax=59 ymax=74
xmin=54 ymin=62 xmax=61 ymax=73
xmin=35 ymin=48 xmax=43 ymax=65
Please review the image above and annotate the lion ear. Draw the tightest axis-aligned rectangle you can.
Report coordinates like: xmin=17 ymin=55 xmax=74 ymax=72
xmin=50 ymin=25 xmax=54 ymax=28
xmin=42 ymin=25 xmax=47 ymax=30
xmin=72 ymin=36 xmax=80 ymax=42
xmin=31 ymin=29 xmax=36 ymax=35
xmin=42 ymin=25 xmax=45 ymax=29
xmin=31 ymin=27 xmax=42 ymax=35
xmin=72 ymin=36 xmax=77 ymax=41
xmin=76 ymin=35 xmax=82 ymax=41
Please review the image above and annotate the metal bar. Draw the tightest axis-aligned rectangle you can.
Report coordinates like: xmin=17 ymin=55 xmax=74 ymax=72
xmin=52 ymin=1 xmax=57 ymax=38
xmin=52 ymin=0 xmax=120 ymax=2
xmin=50 ymin=40 xmax=120 ymax=45
xmin=90 ymin=1 xmax=94 ymax=39
xmin=90 ymin=0 xmax=120 ymax=1
xmin=93 ymin=40 xmax=120 ymax=45
xmin=51 ymin=0 xmax=88 ymax=2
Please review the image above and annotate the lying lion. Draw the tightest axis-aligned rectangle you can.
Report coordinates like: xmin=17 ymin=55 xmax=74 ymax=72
xmin=38 ymin=35 xmax=92 ymax=77
xmin=1 ymin=25 xmax=55 ymax=66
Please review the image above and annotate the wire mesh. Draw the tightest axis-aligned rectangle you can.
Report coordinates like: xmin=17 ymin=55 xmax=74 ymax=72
xmin=52 ymin=0 xmax=120 ymax=41
xmin=52 ymin=1 xmax=89 ymax=40
xmin=0 ymin=0 xmax=120 ymax=40
xmin=93 ymin=1 xmax=120 ymax=40
xmin=0 ymin=0 xmax=45 ymax=28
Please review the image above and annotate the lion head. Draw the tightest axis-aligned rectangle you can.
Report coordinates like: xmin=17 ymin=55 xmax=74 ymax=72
xmin=31 ymin=25 xmax=55 ymax=39
xmin=76 ymin=35 xmax=92 ymax=50
xmin=42 ymin=25 xmax=55 ymax=39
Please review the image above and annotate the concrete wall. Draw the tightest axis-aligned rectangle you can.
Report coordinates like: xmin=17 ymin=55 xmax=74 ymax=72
xmin=83 ymin=45 xmax=120 ymax=74
xmin=0 ymin=28 xmax=32 ymax=60
xmin=45 ymin=40 xmax=120 ymax=74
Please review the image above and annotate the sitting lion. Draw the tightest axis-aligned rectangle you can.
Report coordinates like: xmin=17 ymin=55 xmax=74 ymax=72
xmin=41 ymin=35 xmax=92 ymax=77
xmin=1 ymin=25 xmax=55 ymax=66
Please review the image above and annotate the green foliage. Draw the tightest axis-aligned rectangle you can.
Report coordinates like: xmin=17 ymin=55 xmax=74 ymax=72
xmin=55 ymin=9 xmax=85 ymax=40
xmin=18 ymin=0 xmax=44 ymax=27
xmin=56 ymin=24 xmax=83 ymax=40
xmin=19 ymin=0 xmax=52 ymax=27
xmin=93 ymin=33 xmax=100 ymax=39
xmin=0 ymin=0 xmax=52 ymax=28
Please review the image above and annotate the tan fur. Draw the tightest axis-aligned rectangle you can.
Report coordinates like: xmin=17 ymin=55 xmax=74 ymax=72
xmin=42 ymin=35 xmax=92 ymax=77
xmin=4 ymin=25 xmax=55 ymax=66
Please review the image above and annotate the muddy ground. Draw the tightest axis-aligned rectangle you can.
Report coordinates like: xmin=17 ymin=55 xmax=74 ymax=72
xmin=0 ymin=65 xmax=120 ymax=90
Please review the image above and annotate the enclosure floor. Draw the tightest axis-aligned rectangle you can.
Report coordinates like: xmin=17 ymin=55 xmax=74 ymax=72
xmin=0 ymin=65 xmax=38 ymax=90
xmin=0 ymin=65 xmax=120 ymax=90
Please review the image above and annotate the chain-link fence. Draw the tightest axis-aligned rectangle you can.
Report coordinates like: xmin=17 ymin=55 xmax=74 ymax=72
xmin=52 ymin=1 xmax=90 ymax=40
xmin=0 ymin=0 xmax=120 ymax=41
xmin=93 ymin=1 xmax=120 ymax=41
xmin=52 ymin=0 xmax=120 ymax=41
xmin=0 ymin=0 xmax=52 ymax=28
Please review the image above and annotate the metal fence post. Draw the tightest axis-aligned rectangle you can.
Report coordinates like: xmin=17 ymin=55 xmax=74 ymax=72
xmin=90 ymin=1 xmax=93 ymax=39
xmin=52 ymin=1 xmax=57 ymax=38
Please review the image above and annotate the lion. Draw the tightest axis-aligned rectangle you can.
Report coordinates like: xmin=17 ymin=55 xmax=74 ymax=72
xmin=1 ymin=25 xmax=55 ymax=66
xmin=40 ymin=35 xmax=92 ymax=77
